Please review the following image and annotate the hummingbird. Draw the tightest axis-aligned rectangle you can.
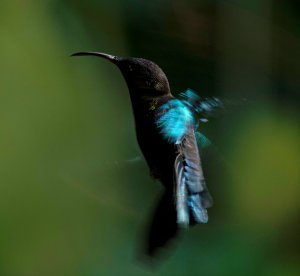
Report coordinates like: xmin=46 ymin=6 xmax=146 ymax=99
xmin=71 ymin=52 xmax=216 ymax=259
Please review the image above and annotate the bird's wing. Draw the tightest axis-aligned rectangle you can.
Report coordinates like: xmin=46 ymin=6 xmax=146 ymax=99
xmin=195 ymin=131 xmax=212 ymax=150
xmin=174 ymin=128 xmax=213 ymax=227
xmin=156 ymin=99 xmax=213 ymax=227
xmin=179 ymin=88 xmax=224 ymax=120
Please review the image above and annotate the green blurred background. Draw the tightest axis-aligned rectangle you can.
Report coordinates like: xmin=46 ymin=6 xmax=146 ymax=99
xmin=0 ymin=0 xmax=299 ymax=275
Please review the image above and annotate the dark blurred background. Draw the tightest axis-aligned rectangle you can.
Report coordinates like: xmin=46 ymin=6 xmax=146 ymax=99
xmin=0 ymin=0 xmax=299 ymax=275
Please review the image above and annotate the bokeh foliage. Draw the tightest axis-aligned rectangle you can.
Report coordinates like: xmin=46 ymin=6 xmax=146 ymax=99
xmin=0 ymin=0 xmax=299 ymax=275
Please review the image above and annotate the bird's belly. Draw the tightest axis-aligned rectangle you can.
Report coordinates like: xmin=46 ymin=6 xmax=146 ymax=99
xmin=136 ymin=123 xmax=176 ymax=185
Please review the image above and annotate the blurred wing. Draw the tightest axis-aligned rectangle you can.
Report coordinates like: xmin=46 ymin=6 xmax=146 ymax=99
xmin=180 ymin=88 xmax=249 ymax=121
xmin=195 ymin=131 xmax=212 ymax=150
xmin=179 ymin=88 xmax=224 ymax=120
xmin=156 ymin=98 xmax=213 ymax=227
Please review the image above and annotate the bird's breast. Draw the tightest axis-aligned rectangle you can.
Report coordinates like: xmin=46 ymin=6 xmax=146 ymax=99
xmin=133 ymin=108 xmax=177 ymax=183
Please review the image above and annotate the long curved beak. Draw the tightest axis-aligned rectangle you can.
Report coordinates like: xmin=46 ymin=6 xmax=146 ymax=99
xmin=70 ymin=51 xmax=118 ymax=64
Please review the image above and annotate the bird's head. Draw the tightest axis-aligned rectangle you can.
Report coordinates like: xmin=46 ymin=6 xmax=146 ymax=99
xmin=71 ymin=52 xmax=171 ymax=98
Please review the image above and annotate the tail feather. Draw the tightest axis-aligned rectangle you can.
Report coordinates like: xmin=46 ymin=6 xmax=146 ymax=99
xmin=143 ymin=191 xmax=178 ymax=259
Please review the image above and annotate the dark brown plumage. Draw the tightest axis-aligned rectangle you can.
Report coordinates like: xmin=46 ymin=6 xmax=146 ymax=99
xmin=71 ymin=52 xmax=213 ymax=260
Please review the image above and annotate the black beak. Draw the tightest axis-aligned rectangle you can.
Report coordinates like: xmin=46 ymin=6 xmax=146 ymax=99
xmin=70 ymin=51 xmax=118 ymax=64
